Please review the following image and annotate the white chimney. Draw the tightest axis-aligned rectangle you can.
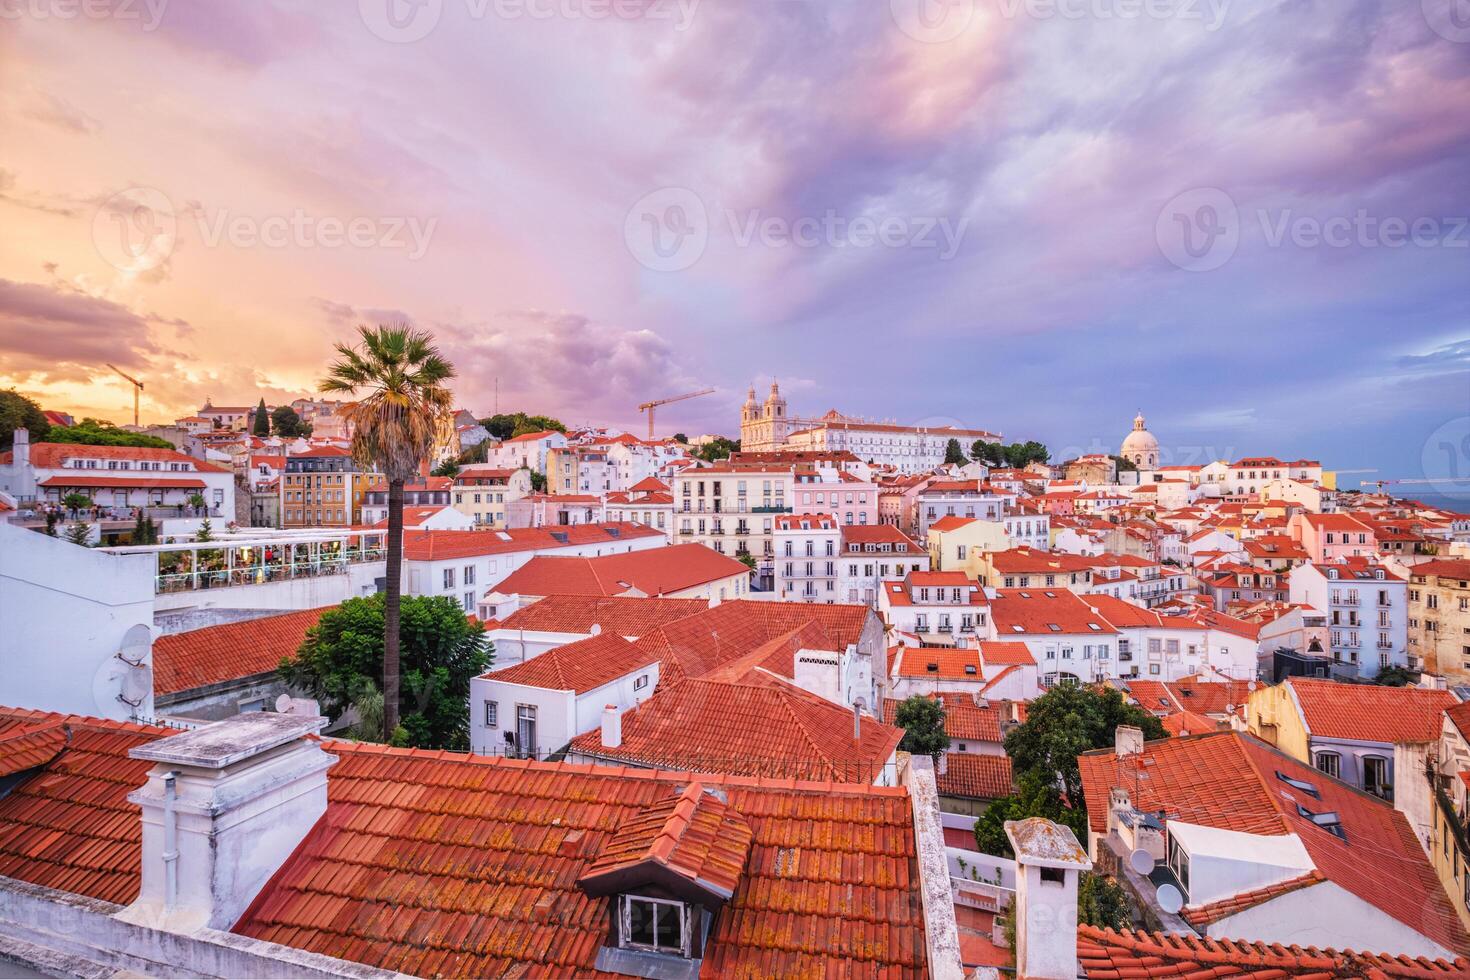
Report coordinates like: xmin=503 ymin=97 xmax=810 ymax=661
xmin=794 ymin=649 xmax=842 ymax=705
xmin=1005 ymin=818 xmax=1092 ymax=980
xmin=119 ymin=713 xmax=334 ymax=933
xmin=1115 ymin=724 xmax=1144 ymax=758
xmin=601 ymin=704 xmax=622 ymax=748
xmin=12 ymin=427 xmax=29 ymax=469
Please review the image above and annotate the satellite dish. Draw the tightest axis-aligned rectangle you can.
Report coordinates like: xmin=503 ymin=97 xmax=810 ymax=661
xmin=1156 ymin=883 xmax=1184 ymax=915
xmin=276 ymin=693 xmax=293 ymax=713
xmin=120 ymin=663 xmax=153 ymax=705
xmin=1128 ymin=849 xmax=1156 ymax=875
xmin=589 ymin=623 xmax=602 ymax=636
xmin=1225 ymin=703 xmax=1236 ymax=715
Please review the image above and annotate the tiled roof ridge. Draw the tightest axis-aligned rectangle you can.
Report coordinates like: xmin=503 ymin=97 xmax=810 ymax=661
xmin=1181 ymin=870 xmax=1327 ymax=925
xmin=0 ymin=705 xmax=174 ymax=738
xmin=0 ymin=720 xmax=72 ymax=777
xmin=317 ymin=737 xmax=912 ymax=797
xmin=1078 ymin=925 xmax=1468 ymax=977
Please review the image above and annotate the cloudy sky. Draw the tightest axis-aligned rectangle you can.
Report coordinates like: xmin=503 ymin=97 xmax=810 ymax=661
xmin=2 ymin=0 xmax=1468 ymax=481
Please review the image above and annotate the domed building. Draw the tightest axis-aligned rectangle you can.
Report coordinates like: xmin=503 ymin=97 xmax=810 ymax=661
xmin=1121 ymin=412 xmax=1160 ymax=471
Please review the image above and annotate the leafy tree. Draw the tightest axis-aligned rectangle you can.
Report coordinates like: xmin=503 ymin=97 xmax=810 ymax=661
xmin=64 ymin=522 xmax=92 ymax=546
xmin=431 ymin=459 xmax=461 ymax=478
xmin=527 ymin=468 xmax=546 ymax=492
xmin=1375 ymin=665 xmax=1417 ymax=687
xmin=1003 ymin=441 xmax=1050 ymax=468
xmin=971 ymin=440 xmax=1004 ymax=466
xmin=252 ymin=398 xmax=270 ymax=436
xmin=944 ymin=438 xmax=966 ymax=465
xmin=482 ymin=412 xmax=566 ymax=440
xmin=47 ymin=418 xmax=172 ymax=449
xmin=894 ymin=695 xmax=951 ymax=757
xmin=1111 ymin=454 xmax=1138 ymax=474
xmin=972 ymin=774 xmax=1081 ymax=857
xmin=61 ymin=492 xmax=93 ymax=515
xmin=1004 ymin=684 xmax=1166 ymax=821
xmin=186 ymin=492 xmax=207 ymax=514
xmin=1078 ymin=872 xmax=1132 ymax=930
xmin=0 ymin=389 xmax=50 ymax=450
xmin=696 ymin=436 xmax=739 ymax=462
xmin=279 ymin=594 xmax=491 ymax=749
xmin=672 ymin=432 xmax=689 ymax=444
xmin=737 ymin=552 xmax=757 ymax=571
xmin=321 ymin=325 xmax=456 ymax=735
xmin=271 ymin=405 xmax=307 ymax=438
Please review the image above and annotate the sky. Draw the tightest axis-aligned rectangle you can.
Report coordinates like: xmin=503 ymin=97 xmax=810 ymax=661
xmin=1 ymin=0 xmax=1468 ymax=486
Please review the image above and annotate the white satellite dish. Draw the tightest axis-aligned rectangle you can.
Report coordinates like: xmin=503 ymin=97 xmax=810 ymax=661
xmin=119 ymin=663 xmax=153 ymax=705
xmin=276 ymin=693 xmax=293 ymax=713
xmin=1225 ymin=703 xmax=1236 ymax=715
xmin=1156 ymin=883 xmax=1184 ymax=915
xmin=1128 ymin=849 xmax=1156 ymax=876
xmin=589 ymin=623 xmax=602 ymax=636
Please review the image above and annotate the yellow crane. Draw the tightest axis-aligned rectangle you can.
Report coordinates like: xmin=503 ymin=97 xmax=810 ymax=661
xmin=106 ymin=363 xmax=144 ymax=426
xmin=638 ymin=388 xmax=715 ymax=441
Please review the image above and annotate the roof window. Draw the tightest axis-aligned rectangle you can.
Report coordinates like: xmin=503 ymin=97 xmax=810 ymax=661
xmin=1275 ymin=770 xmax=1321 ymax=799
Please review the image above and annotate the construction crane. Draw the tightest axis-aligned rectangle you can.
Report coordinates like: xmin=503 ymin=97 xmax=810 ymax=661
xmin=1362 ymin=477 xmax=1470 ymax=493
xmin=106 ymin=363 xmax=144 ymax=426
xmin=638 ymin=388 xmax=715 ymax=441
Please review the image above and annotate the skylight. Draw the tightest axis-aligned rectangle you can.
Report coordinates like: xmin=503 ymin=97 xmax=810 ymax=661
xmin=1275 ymin=771 xmax=1321 ymax=799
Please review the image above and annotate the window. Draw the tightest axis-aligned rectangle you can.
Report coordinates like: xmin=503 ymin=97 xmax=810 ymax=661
xmin=484 ymin=701 xmax=498 ymax=727
xmin=634 ymin=674 xmax=649 ymax=690
xmin=464 ymin=565 xmax=476 ymax=585
xmin=1363 ymin=755 xmax=1390 ymax=799
xmin=1166 ymin=835 xmax=1190 ymax=895
xmin=619 ymin=895 xmax=689 ymax=957
xmin=1315 ymin=751 xmax=1341 ymax=780
xmin=1039 ymin=866 xmax=1065 ymax=885
xmin=443 ymin=567 xmax=456 ymax=589
xmin=516 ymin=704 xmax=537 ymax=758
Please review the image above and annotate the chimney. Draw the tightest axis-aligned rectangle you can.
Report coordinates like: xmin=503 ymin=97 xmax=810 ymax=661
xmin=601 ymin=704 xmax=622 ymax=748
xmin=1005 ymin=817 xmax=1092 ymax=980
xmin=119 ymin=713 xmax=334 ymax=933
xmin=1115 ymin=724 xmax=1144 ymax=758
xmin=852 ymin=700 xmax=862 ymax=741
xmin=12 ymin=427 xmax=29 ymax=469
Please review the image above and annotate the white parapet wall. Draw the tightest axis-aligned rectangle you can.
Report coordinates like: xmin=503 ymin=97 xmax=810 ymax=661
xmin=0 ymin=522 xmax=156 ymax=720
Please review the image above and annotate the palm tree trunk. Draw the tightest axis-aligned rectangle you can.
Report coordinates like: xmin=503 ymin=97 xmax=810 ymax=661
xmin=383 ymin=477 xmax=404 ymax=737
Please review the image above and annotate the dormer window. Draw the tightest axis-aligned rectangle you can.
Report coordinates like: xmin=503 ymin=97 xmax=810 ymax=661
xmin=620 ymin=895 xmax=690 ymax=956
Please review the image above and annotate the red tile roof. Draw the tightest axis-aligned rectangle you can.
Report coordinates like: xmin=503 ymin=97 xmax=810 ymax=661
xmin=1411 ymin=559 xmax=1470 ymax=580
xmin=152 ymin=607 xmax=333 ymax=696
xmin=492 ymin=594 xmax=708 ymax=637
xmin=235 ymin=742 xmax=928 ymax=976
xmin=883 ymin=694 xmax=1008 ymax=743
xmin=17 ymin=443 xmax=229 ymax=472
xmin=0 ymin=708 xmax=170 ymax=904
xmin=37 ymin=475 xmax=209 ymax=489
xmin=370 ymin=505 xmax=452 ymax=528
xmin=1180 ymin=871 xmax=1326 ymax=926
xmin=990 ymin=588 xmax=1118 ymax=636
xmin=0 ymin=721 xmax=70 ymax=777
xmin=400 ymin=523 xmax=663 ymax=561
xmin=929 ymin=515 xmax=976 ymax=532
xmin=935 ymin=754 xmax=1014 ymax=800
xmin=578 ymin=781 xmax=754 ymax=901
xmin=1078 ymin=926 xmax=1467 ymax=978
xmin=1285 ymin=678 xmax=1458 ymax=744
xmin=489 ymin=543 xmax=748 ymax=598
xmin=1078 ymin=732 xmax=1470 ymax=956
xmin=483 ymin=632 xmax=659 ymax=694
xmin=979 ymin=641 xmax=1036 ymax=666
xmin=569 ymin=673 xmax=903 ymax=783
xmin=893 ymin=647 xmax=983 ymax=679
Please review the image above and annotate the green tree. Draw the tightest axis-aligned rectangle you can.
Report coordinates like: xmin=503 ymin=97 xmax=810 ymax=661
xmin=527 ymin=468 xmax=546 ymax=492
xmin=271 ymin=405 xmax=306 ymax=438
xmin=252 ymin=398 xmax=270 ymax=436
xmin=0 ymin=389 xmax=51 ymax=450
xmin=1002 ymin=441 xmax=1050 ymax=468
xmin=431 ymin=459 xmax=461 ymax=478
xmin=321 ymin=325 xmax=456 ymax=735
xmin=278 ymin=594 xmax=491 ymax=749
xmin=944 ymin=438 xmax=966 ymax=465
xmin=195 ymin=517 xmax=214 ymax=542
xmin=1004 ymin=684 xmax=1166 ymax=820
xmin=61 ymin=492 xmax=93 ymax=515
xmin=894 ymin=695 xmax=951 ymax=757
xmin=970 ymin=440 xmax=1004 ymax=466
xmin=696 ymin=436 xmax=739 ymax=463
xmin=1078 ymin=872 xmax=1132 ymax=930
xmin=1111 ymin=454 xmax=1138 ymax=474
xmin=482 ymin=412 xmax=566 ymax=440
xmin=131 ymin=511 xmax=159 ymax=545
xmin=672 ymin=432 xmax=689 ymax=444
xmin=186 ymin=492 xmax=207 ymax=514
xmin=972 ymin=774 xmax=1080 ymax=857
xmin=47 ymin=418 xmax=171 ymax=449
xmin=64 ymin=522 xmax=92 ymax=546
xmin=1375 ymin=665 xmax=1418 ymax=687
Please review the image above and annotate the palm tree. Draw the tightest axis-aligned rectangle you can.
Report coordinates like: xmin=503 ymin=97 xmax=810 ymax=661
xmin=320 ymin=325 xmax=455 ymax=736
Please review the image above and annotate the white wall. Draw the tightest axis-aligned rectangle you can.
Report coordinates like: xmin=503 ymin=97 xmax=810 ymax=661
xmin=0 ymin=522 xmax=156 ymax=720
xmin=152 ymin=561 xmax=384 ymax=614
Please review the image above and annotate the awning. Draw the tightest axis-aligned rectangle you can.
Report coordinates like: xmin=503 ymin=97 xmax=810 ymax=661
xmin=40 ymin=476 xmax=208 ymax=490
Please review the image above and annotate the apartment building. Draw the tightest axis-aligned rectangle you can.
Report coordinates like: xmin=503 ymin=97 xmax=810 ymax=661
xmin=838 ymin=524 xmax=929 ymax=607
xmin=1289 ymin=558 xmax=1408 ymax=677
xmin=451 ymin=465 xmax=532 ymax=527
xmin=1408 ymin=558 xmax=1470 ymax=682
xmin=1226 ymin=456 xmax=1324 ymax=497
xmin=914 ymin=479 xmax=1013 ymax=541
xmin=772 ymin=513 xmax=841 ymax=602
xmin=877 ymin=570 xmax=988 ymax=647
xmin=671 ymin=463 xmax=794 ymax=586
xmin=1289 ymin=512 xmax=1378 ymax=562
xmin=280 ymin=446 xmax=377 ymax=528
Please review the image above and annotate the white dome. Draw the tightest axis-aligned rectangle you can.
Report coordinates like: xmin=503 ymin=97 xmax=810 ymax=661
xmin=1121 ymin=429 xmax=1159 ymax=454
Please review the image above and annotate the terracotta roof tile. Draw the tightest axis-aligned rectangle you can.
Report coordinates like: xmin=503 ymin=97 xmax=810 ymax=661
xmin=401 ymin=523 xmax=664 ymax=561
xmin=152 ymin=607 xmax=333 ymax=696
xmin=1285 ymin=678 xmax=1457 ymax=744
xmin=483 ymin=632 xmax=658 ymax=694
xmin=488 ymin=543 xmax=748 ymax=598
xmin=935 ymin=754 xmax=1014 ymax=800
xmin=1181 ymin=871 xmax=1326 ymax=926
xmin=492 ymin=595 xmax=708 ymax=637
xmin=883 ymin=694 xmax=1009 ymax=743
